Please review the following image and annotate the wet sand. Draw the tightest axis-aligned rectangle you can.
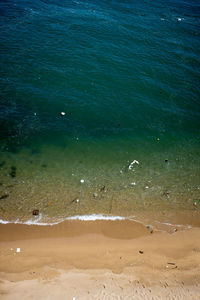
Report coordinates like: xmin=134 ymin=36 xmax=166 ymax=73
xmin=0 ymin=220 xmax=200 ymax=299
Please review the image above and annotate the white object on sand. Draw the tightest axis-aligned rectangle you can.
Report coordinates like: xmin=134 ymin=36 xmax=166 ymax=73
xmin=61 ymin=112 xmax=66 ymax=115
xmin=16 ymin=248 xmax=21 ymax=253
xmin=130 ymin=182 xmax=136 ymax=186
xmin=80 ymin=179 xmax=84 ymax=183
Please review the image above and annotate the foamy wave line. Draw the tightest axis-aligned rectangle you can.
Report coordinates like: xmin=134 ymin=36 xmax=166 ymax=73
xmin=67 ymin=214 xmax=126 ymax=221
xmin=155 ymin=220 xmax=192 ymax=228
xmin=0 ymin=214 xmax=127 ymax=226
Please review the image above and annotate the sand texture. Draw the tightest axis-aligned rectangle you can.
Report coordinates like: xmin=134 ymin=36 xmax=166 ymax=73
xmin=0 ymin=220 xmax=200 ymax=299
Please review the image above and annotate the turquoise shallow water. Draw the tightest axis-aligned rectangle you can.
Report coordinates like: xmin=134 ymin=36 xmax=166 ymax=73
xmin=0 ymin=0 xmax=200 ymax=223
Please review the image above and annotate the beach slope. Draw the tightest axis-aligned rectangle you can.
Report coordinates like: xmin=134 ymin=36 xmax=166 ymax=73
xmin=0 ymin=220 xmax=200 ymax=299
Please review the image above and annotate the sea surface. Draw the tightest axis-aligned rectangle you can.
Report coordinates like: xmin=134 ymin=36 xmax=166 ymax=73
xmin=0 ymin=0 xmax=200 ymax=224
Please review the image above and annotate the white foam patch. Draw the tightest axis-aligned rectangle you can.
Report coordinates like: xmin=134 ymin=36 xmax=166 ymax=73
xmin=0 ymin=218 xmax=61 ymax=226
xmin=155 ymin=220 xmax=192 ymax=228
xmin=66 ymin=214 xmax=126 ymax=221
xmin=0 ymin=214 xmax=126 ymax=226
xmin=0 ymin=213 xmax=61 ymax=226
xmin=0 ymin=214 xmax=191 ymax=228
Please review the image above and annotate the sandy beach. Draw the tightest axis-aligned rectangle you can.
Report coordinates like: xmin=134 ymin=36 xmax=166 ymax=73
xmin=0 ymin=219 xmax=200 ymax=299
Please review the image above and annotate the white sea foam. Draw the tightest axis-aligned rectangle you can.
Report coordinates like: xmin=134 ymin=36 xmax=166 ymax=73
xmin=0 ymin=214 xmax=192 ymax=228
xmin=0 ymin=214 xmax=126 ymax=226
xmin=155 ymin=221 xmax=192 ymax=229
xmin=0 ymin=218 xmax=61 ymax=226
xmin=66 ymin=214 xmax=126 ymax=221
xmin=0 ymin=213 xmax=60 ymax=226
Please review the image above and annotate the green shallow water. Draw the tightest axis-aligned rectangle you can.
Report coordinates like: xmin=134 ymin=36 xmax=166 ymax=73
xmin=0 ymin=135 xmax=199 ymax=222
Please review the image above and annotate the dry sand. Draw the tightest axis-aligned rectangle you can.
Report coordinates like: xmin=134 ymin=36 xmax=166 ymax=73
xmin=0 ymin=219 xmax=200 ymax=299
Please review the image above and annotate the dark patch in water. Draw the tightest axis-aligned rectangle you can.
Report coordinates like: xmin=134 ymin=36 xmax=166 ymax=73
xmin=9 ymin=166 xmax=16 ymax=178
xmin=0 ymin=194 xmax=9 ymax=200
xmin=41 ymin=164 xmax=47 ymax=168
xmin=10 ymin=172 xmax=16 ymax=178
xmin=100 ymin=185 xmax=106 ymax=191
xmin=0 ymin=161 xmax=5 ymax=167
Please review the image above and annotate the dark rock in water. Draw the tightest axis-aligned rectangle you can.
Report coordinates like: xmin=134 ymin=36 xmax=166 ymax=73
xmin=0 ymin=161 xmax=5 ymax=167
xmin=9 ymin=166 xmax=16 ymax=178
xmin=165 ymin=159 xmax=168 ymax=163
xmin=10 ymin=172 xmax=16 ymax=178
xmin=162 ymin=190 xmax=170 ymax=197
xmin=9 ymin=171 xmax=16 ymax=178
xmin=0 ymin=194 xmax=9 ymax=200
xmin=32 ymin=209 xmax=39 ymax=216
xmin=41 ymin=164 xmax=47 ymax=168
xmin=100 ymin=185 xmax=105 ymax=192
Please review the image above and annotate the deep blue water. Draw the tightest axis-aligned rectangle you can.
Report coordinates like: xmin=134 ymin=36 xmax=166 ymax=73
xmin=0 ymin=0 xmax=200 ymax=222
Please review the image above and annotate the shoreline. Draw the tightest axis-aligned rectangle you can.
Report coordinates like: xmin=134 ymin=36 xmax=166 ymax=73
xmin=0 ymin=206 xmax=200 ymax=229
xmin=0 ymin=219 xmax=200 ymax=299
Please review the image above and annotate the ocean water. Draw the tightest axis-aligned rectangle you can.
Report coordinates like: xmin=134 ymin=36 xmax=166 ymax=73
xmin=0 ymin=0 xmax=200 ymax=224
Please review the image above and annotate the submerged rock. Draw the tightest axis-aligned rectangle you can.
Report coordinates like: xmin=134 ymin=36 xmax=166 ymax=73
xmin=9 ymin=166 xmax=16 ymax=178
xmin=100 ymin=186 xmax=106 ymax=192
xmin=0 ymin=161 xmax=5 ymax=167
xmin=32 ymin=209 xmax=39 ymax=216
xmin=0 ymin=194 xmax=9 ymax=200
